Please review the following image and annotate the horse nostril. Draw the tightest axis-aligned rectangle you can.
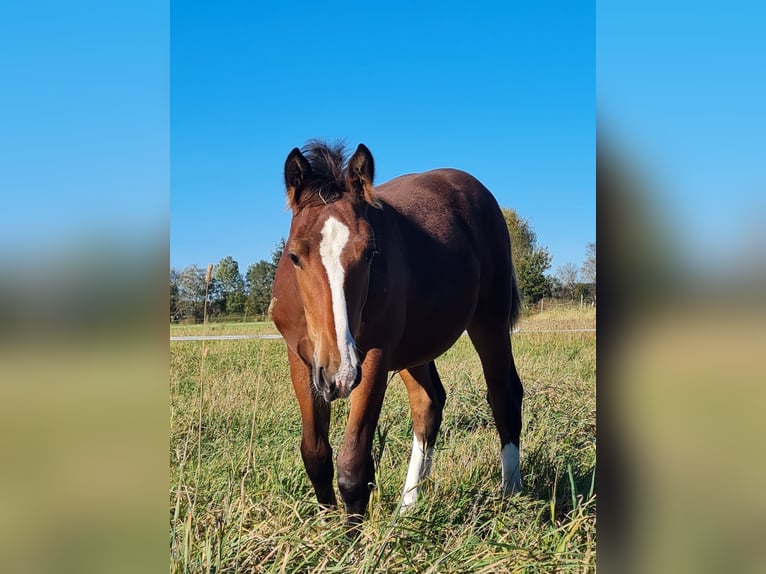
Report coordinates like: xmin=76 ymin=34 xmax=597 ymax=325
xmin=317 ymin=366 xmax=335 ymax=391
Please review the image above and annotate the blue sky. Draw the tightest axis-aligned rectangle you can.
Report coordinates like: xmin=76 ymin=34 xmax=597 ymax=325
xmin=1 ymin=1 xmax=168 ymax=259
xmin=171 ymin=1 xmax=595 ymax=274
xmin=598 ymin=1 xmax=765 ymax=272
xmin=3 ymin=1 xmax=762 ymax=281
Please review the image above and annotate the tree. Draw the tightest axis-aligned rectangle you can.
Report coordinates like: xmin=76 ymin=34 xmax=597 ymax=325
xmin=170 ymin=268 xmax=180 ymax=318
xmin=245 ymin=260 xmax=273 ymax=317
xmin=271 ymin=237 xmax=285 ymax=269
xmin=581 ymin=242 xmax=596 ymax=284
xmin=548 ymin=275 xmax=565 ymax=299
xmin=580 ymin=242 xmax=596 ymax=305
xmin=245 ymin=238 xmax=285 ymax=318
xmin=573 ymin=281 xmax=594 ymax=304
xmin=176 ymin=265 xmax=207 ymax=320
xmin=214 ymin=256 xmax=245 ymax=315
xmin=556 ymin=262 xmax=579 ymax=301
xmin=516 ymin=247 xmax=553 ymax=304
xmin=501 ymin=208 xmax=537 ymax=268
xmin=501 ymin=207 xmax=553 ymax=305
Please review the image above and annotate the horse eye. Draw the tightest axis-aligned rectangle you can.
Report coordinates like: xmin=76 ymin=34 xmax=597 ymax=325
xmin=289 ymin=252 xmax=300 ymax=267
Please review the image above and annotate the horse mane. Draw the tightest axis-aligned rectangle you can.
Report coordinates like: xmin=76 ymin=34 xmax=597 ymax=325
xmin=298 ymin=139 xmax=349 ymax=207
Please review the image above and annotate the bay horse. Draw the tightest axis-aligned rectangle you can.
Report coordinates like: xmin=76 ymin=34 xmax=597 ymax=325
xmin=271 ymin=141 xmax=523 ymax=525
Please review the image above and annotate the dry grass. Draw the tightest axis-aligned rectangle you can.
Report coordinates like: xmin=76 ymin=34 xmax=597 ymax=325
xmin=170 ymin=321 xmax=278 ymax=338
xmin=519 ymin=301 xmax=596 ymax=332
xmin=170 ymin=307 xmax=596 ymax=572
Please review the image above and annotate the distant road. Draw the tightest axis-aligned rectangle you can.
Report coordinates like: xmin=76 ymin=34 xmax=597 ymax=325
xmin=170 ymin=329 xmax=595 ymax=342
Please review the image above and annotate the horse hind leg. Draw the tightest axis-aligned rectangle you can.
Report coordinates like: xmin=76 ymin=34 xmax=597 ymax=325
xmin=467 ymin=320 xmax=523 ymax=494
xmin=398 ymin=362 xmax=446 ymax=510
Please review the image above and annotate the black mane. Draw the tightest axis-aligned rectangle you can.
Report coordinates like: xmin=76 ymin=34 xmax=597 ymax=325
xmin=299 ymin=139 xmax=348 ymax=206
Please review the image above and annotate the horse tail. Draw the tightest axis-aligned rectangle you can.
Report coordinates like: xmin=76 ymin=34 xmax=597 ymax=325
xmin=510 ymin=262 xmax=522 ymax=328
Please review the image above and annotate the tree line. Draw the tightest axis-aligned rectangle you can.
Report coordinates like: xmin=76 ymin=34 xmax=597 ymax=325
xmin=170 ymin=210 xmax=595 ymax=322
xmin=500 ymin=208 xmax=595 ymax=307
xmin=170 ymin=239 xmax=284 ymax=322
xmin=550 ymin=241 xmax=596 ymax=304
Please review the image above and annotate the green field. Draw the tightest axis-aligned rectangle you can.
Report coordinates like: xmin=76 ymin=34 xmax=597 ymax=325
xmin=170 ymin=307 xmax=595 ymax=572
xmin=170 ymin=321 xmax=278 ymax=337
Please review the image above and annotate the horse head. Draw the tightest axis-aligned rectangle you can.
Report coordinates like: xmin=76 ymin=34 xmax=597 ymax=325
xmin=278 ymin=141 xmax=381 ymax=402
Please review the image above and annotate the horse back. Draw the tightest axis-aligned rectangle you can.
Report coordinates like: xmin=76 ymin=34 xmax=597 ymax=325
xmin=377 ymin=168 xmax=512 ymax=285
xmin=367 ymin=169 xmax=514 ymax=367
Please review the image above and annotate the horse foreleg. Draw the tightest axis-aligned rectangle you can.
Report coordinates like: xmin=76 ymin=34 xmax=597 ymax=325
xmin=288 ymin=350 xmax=337 ymax=509
xmin=336 ymin=350 xmax=388 ymax=526
xmin=399 ymin=361 xmax=446 ymax=510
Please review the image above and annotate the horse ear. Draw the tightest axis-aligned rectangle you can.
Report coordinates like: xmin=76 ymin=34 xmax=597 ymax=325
xmin=284 ymin=147 xmax=312 ymax=209
xmin=347 ymin=143 xmax=381 ymax=209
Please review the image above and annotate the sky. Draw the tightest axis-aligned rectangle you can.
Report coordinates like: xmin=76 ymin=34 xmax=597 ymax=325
xmin=1 ymin=1 xmax=761 ymax=278
xmin=1 ymin=1 xmax=168 ymax=260
xmin=170 ymin=1 xmax=595 ymax=275
xmin=598 ymin=1 xmax=765 ymax=273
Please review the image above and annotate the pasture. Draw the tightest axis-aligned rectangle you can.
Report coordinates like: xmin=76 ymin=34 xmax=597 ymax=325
xmin=170 ymin=305 xmax=595 ymax=572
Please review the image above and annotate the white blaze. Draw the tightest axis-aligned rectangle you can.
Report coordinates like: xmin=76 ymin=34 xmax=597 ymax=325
xmin=401 ymin=434 xmax=434 ymax=510
xmin=319 ymin=216 xmax=358 ymax=392
xmin=501 ymin=442 xmax=521 ymax=494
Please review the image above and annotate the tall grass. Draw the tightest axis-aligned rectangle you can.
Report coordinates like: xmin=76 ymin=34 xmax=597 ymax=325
xmin=519 ymin=301 xmax=596 ymax=332
xmin=170 ymin=310 xmax=596 ymax=572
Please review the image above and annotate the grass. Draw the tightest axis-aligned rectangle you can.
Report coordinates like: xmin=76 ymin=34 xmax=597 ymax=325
xmin=170 ymin=307 xmax=596 ymax=572
xmin=519 ymin=301 xmax=596 ymax=332
xmin=170 ymin=302 xmax=596 ymax=337
xmin=170 ymin=321 xmax=278 ymax=338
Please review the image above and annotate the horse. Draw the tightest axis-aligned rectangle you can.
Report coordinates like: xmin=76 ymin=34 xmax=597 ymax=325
xmin=271 ymin=140 xmax=524 ymax=526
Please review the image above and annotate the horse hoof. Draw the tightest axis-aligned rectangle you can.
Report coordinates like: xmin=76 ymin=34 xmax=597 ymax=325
xmin=502 ymin=478 xmax=522 ymax=496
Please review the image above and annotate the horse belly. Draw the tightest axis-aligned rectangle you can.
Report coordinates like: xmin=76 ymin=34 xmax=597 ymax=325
xmin=388 ymin=324 xmax=468 ymax=371
xmin=388 ymin=267 xmax=479 ymax=370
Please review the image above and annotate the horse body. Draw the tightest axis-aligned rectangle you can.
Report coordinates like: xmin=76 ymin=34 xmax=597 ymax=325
xmin=360 ymin=169 xmax=502 ymax=369
xmin=271 ymin=142 xmax=523 ymax=525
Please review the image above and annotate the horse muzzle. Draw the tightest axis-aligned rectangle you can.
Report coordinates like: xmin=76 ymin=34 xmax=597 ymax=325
xmin=314 ymin=363 xmax=362 ymax=402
